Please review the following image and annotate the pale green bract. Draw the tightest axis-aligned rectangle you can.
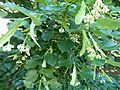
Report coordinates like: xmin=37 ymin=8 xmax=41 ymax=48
xmin=30 ymin=22 xmax=41 ymax=48
xmin=75 ymin=0 xmax=86 ymax=24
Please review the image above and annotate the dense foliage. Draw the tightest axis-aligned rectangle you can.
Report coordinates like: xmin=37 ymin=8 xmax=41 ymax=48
xmin=0 ymin=0 xmax=120 ymax=90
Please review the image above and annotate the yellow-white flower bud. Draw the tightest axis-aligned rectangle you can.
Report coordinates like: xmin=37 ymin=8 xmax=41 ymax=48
xmin=59 ymin=28 xmax=64 ymax=33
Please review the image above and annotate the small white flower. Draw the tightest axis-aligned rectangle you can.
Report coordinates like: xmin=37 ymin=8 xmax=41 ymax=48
xmin=22 ymin=55 xmax=27 ymax=60
xmin=17 ymin=44 xmax=30 ymax=56
xmin=17 ymin=44 xmax=26 ymax=52
xmin=59 ymin=28 xmax=64 ymax=33
xmin=2 ymin=44 xmax=14 ymax=51
xmin=102 ymin=5 xmax=109 ymax=13
xmin=84 ymin=14 xmax=94 ymax=24
xmin=70 ymin=65 xmax=80 ymax=86
xmin=94 ymin=0 xmax=104 ymax=8
xmin=16 ymin=60 xmax=23 ymax=67
xmin=96 ymin=54 xmax=101 ymax=59
xmin=91 ymin=9 xmax=101 ymax=19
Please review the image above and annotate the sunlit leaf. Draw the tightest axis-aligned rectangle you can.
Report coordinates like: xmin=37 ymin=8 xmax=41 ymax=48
xmin=57 ymin=40 xmax=74 ymax=53
xmin=25 ymin=69 xmax=38 ymax=82
xmin=96 ymin=18 xmax=120 ymax=30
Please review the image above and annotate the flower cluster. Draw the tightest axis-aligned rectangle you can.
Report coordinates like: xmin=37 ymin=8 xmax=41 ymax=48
xmin=2 ymin=44 xmax=14 ymax=51
xmin=17 ymin=44 xmax=30 ymax=56
xmin=87 ymin=47 xmax=96 ymax=60
xmin=84 ymin=0 xmax=109 ymax=24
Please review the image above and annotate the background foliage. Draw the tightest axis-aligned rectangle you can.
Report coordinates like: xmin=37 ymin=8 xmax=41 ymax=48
xmin=0 ymin=0 xmax=120 ymax=90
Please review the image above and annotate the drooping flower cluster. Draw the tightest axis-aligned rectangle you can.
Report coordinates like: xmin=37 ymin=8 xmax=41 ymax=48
xmin=87 ymin=47 xmax=96 ymax=60
xmin=17 ymin=44 xmax=30 ymax=56
xmin=84 ymin=0 xmax=109 ymax=24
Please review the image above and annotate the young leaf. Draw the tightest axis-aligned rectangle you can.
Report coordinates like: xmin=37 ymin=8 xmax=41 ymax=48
xmin=0 ymin=20 xmax=22 ymax=47
xmin=30 ymin=21 xmax=41 ymax=48
xmin=57 ymin=40 xmax=74 ymax=53
xmin=41 ymin=30 xmax=53 ymax=41
xmin=75 ymin=0 xmax=86 ymax=24
xmin=25 ymin=69 xmax=38 ymax=82
xmin=80 ymin=67 xmax=93 ymax=79
xmin=44 ymin=52 xmax=57 ymax=66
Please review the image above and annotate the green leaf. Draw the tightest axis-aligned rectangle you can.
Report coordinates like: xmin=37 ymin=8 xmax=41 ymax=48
xmin=80 ymin=67 xmax=93 ymax=79
xmin=65 ymin=29 xmax=80 ymax=33
xmin=58 ymin=57 xmax=72 ymax=68
xmin=24 ymin=81 xmax=33 ymax=88
xmin=0 ymin=20 xmax=22 ymax=47
xmin=26 ymin=38 xmax=36 ymax=48
xmin=57 ymin=40 xmax=74 ymax=53
xmin=75 ymin=0 xmax=86 ymax=24
xmin=96 ymin=18 xmax=120 ymax=30
xmin=30 ymin=21 xmax=41 ymax=48
xmin=101 ymin=41 xmax=118 ymax=50
xmin=86 ymin=0 xmax=95 ymax=5
xmin=24 ymin=58 xmax=38 ymax=69
xmin=41 ymin=30 xmax=53 ymax=41
xmin=102 ymin=41 xmax=117 ymax=48
xmin=39 ymin=68 xmax=54 ymax=78
xmin=25 ymin=69 xmax=38 ymax=82
xmin=48 ymin=79 xmax=62 ymax=90
xmin=106 ymin=60 xmax=120 ymax=68
xmin=13 ymin=30 xmax=25 ymax=40
xmin=44 ymin=52 xmax=57 ymax=66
